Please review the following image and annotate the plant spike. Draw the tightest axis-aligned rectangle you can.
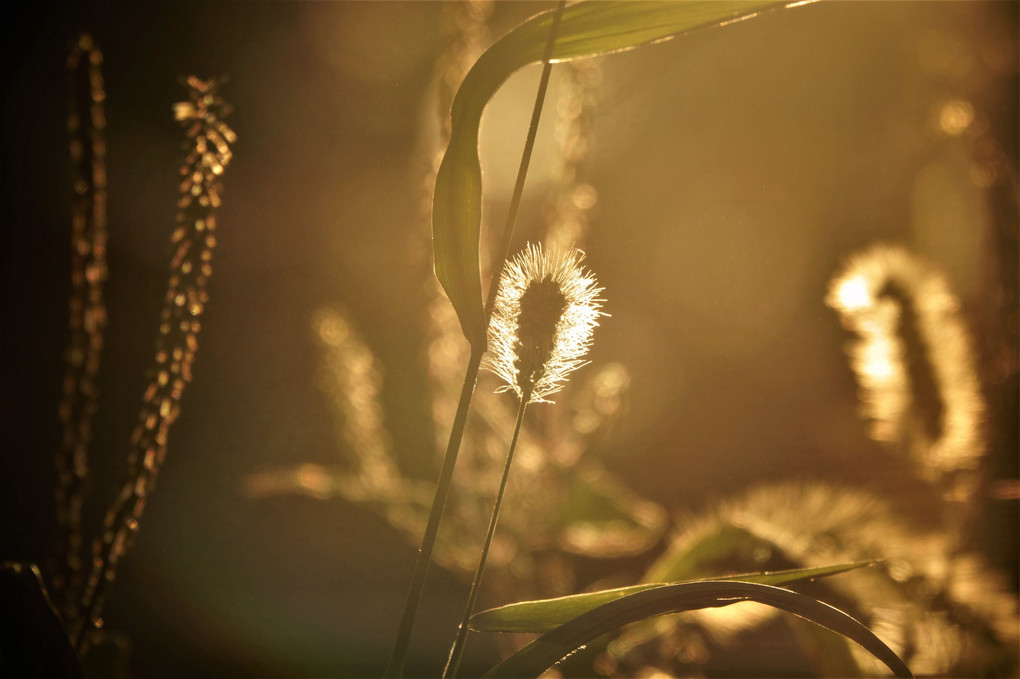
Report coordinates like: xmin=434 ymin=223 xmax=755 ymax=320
xmin=445 ymin=243 xmax=602 ymax=677
xmin=72 ymin=76 xmax=235 ymax=651
xmin=54 ymin=32 xmax=108 ymax=624
xmin=826 ymin=244 xmax=987 ymax=539
xmin=544 ymin=56 xmax=603 ymax=252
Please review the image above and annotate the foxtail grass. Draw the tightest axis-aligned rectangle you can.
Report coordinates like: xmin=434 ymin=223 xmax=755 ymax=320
xmin=444 ymin=244 xmax=602 ymax=678
xmin=384 ymin=3 xmax=566 ymax=676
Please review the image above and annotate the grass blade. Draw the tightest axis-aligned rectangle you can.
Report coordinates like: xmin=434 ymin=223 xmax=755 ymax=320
xmin=435 ymin=0 xmax=804 ymax=343
xmin=482 ymin=580 xmax=911 ymax=678
xmin=471 ymin=560 xmax=877 ymax=633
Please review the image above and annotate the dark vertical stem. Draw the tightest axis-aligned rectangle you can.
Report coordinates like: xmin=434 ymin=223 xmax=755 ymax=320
xmin=384 ymin=2 xmax=565 ymax=676
xmin=385 ymin=348 xmax=484 ymax=679
xmin=72 ymin=77 xmax=233 ymax=652
xmin=443 ymin=400 xmax=528 ymax=679
xmin=55 ymin=33 xmax=107 ymax=622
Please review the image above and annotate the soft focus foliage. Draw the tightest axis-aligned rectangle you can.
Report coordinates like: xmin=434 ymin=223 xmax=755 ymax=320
xmin=2 ymin=1 xmax=1016 ymax=676
xmin=246 ymin=2 xmax=1017 ymax=676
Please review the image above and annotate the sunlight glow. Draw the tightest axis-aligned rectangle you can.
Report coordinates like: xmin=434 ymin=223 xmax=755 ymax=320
xmin=835 ymin=275 xmax=872 ymax=311
xmin=312 ymin=307 xmax=397 ymax=490
xmin=826 ymin=244 xmax=986 ymax=481
xmin=938 ymin=100 xmax=975 ymax=136
xmin=637 ymin=483 xmax=1017 ymax=676
xmin=485 ymin=244 xmax=603 ymax=404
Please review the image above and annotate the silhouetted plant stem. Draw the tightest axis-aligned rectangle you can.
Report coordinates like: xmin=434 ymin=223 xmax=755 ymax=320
xmin=384 ymin=347 xmax=483 ymax=679
xmin=444 ymin=400 xmax=528 ymax=679
xmin=72 ymin=76 xmax=234 ymax=652
xmin=384 ymin=3 xmax=565 ymax=676
xmin=487 ymin=2 xmax=564 ymax=318
xmin=55 ymin=32 xmax=108 ymax=624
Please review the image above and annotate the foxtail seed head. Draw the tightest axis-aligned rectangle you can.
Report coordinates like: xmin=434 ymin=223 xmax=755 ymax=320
xmin=485 ymin=243 xmax=603 ymax=404
xmin=826 ymin=243 xmax=985 ymax=478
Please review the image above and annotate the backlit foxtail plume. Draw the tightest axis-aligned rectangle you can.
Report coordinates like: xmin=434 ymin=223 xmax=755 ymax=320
xmin=54 ymin=32 xmax=108 ymax=621
xmin=826 ymin=244 xmax=986 ymax=487
xmin=312 ymin=307 xmax=397 ymax=492
xmin=485 ymin=243 xmax=603 ymax=404
xmin=612 ymin=483 xmax=1018 ymax=677
xmin=244 ymin=307 xmax=435 ymax=542
xmin=73 ymin=76 xmax=234 ymax=650
xmin=444 ymin=243 xmax=604 ymax=677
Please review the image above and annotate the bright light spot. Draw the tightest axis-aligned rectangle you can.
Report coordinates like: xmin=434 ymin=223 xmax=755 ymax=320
xmin=571 ymin=184 xmax=598 ymax=210
xmin=295 ymin=463 xmax=332 ymax=498
xmin=314 ymin=309 xmax=349 ymax=346
xmin=939 ymin=100 xmax=974 ymax=136
xmin=835 ymin=275 xmax=871 ymax=310
xmin=862 ymin=341 xmax=895 ymax=379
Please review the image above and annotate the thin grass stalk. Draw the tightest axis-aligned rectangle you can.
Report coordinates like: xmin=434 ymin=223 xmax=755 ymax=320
xmin=384 ymin=3 xmax=565 ymax=676
xmin=443 ymin=400 xmax=528 ymax=679
xmin=385 ymin=347 xmax=484 ymax=679
xmin=449 ymin=241 xmax=603 ymax=672
xmin=485 ymin=2 xmax=564 ymax=320
xmin=54 ymin=32 xmax=108 ymax=623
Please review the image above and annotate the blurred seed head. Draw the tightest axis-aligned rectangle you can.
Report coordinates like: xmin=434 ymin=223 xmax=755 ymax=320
xmin=826 ymin=244 xmax=986 ymax=482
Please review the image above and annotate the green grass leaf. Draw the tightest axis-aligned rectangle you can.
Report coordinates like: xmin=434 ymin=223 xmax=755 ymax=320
xmin=481 ymin=580 xmax=912 ymax=678
xmin=434 ymin=0 xmax=800 ymax=344
xmin=471 ymin=560 xmax=876 ymax=633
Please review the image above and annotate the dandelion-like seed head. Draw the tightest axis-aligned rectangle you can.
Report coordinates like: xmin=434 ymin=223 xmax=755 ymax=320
xmin=485 ymin=243 xmax=603 ymax=404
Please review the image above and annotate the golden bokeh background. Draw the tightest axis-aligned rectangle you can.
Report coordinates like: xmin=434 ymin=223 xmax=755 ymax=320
xmin=1 ymin=1 xmax=1016 ymax=676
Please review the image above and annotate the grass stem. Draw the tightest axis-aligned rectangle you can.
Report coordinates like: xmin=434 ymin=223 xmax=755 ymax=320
xmin=384 ymin=3 xmax=564 ymax=675
xmin=384 ymin=347 xmax=484 ymax=679
xmin=443 ymin=400 xmax=528 ymax=679
xmin=486 ymin=1 xmax=565 ymax=319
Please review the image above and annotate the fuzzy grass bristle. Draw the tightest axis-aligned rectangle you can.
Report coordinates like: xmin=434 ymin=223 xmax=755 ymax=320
xmin=485 ymin=243 xmax=603 ymax=404
xmin=825 ymin=243 xmax=985 ymax=480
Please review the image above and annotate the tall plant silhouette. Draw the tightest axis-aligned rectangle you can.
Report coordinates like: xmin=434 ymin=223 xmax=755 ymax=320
xmin=45 ymin=41 xmax=237 ymax=653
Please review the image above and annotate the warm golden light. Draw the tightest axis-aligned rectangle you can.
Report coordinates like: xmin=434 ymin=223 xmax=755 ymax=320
xmin=938 ymin=99 xmax=975 ymax=136
xmin=826 ymin=244 xmax=986 ymax=482
xmin=834 ymin=274 xmax=872 ymax=311
xmin=485 ymin=244 xmax=604 ymax=404
xmin=6 ymin=1 xmax=1015 ymax=676
xmin=311 ymin=307 xmax=396 ymax=490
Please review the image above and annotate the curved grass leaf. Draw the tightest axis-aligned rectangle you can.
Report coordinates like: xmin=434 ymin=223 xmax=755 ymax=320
xmin=435 ymin=0 xmax=808 ymax=343
xmin=471 ymin=560 xmax=876 ymax=633
xmin=481 ymin=580 xmax=912 ymax=678
xmin=787 ymin=615 xmax=865 ymax=677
